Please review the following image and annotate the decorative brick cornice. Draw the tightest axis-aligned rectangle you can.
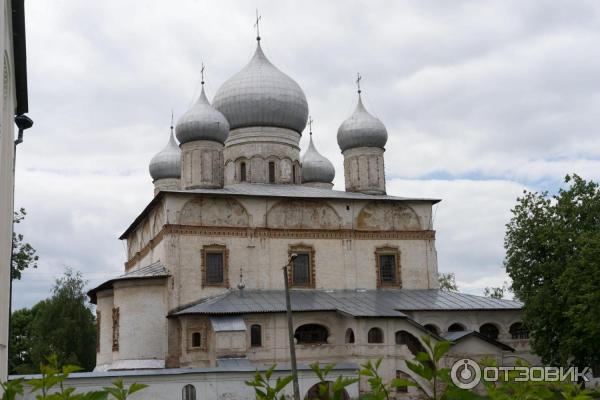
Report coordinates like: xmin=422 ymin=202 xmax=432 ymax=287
xmin=124 ymin=224 xmax=435 ymax=268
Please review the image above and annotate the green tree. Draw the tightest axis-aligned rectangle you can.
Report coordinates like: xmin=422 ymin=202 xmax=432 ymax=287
xmin=504 ymin=174 xmax=600 ymax=369
xmin=8 ymin=305 xmax=41 ymax=374
xmin=438 ymin=272 xmax=458 ymax=292
xmin=483 ymin=281 xmax=510 ymax=300
xmin=26 ymin=269 xmax=97 ymax=372
xmin=11 ymin=208 xmax=38 ymax=280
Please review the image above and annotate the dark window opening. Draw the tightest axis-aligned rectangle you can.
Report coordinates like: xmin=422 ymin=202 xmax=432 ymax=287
xmin=448 ymin=323 xmax=465 ymax=332
xmin=268 ymin=161 xmax=276 ymax=183
xmin=240 ymin=162 xmax=247 ymax=182
xmin=295 ymin=324 xmax=328 ymax=344
xmin=395 ymin=331 xmax=426 ymax=355
xmin=396 ymin=371 xmax=409 ymax=393
xmin=424 ymin=324 xmax=440 ymax=335
xmin=479 ymin=323 xmax=499 ymax=340
xmin=379 ymin=254 xmax=396 ymax=283
xmin=251 ymin=324 xmax=262 ymax=347
xmin=206 ymin=252 xmax=224 ymax=284
xmin=182 ymin=384 xmax=196 ymax=400
xmin=345 ymin=328 xmax=355 ymax=344
xmin=293 ymin=165 xmax=297 ymax=184
xmin=509 ymin=322 xmax=529 ymax=339
xmin=368 ymin=327 xmax=384 ymax=344
xmin=292 ymin=253 xmax=310 ymax=286
xmin=191 ymin=332 xmax=201 ymax=348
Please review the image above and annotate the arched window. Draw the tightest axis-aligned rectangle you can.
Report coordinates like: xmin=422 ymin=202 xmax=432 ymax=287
xmin=292 ymin=165 xmax=297 ymax=184
xmin=509 ymin=322 xmax=529 ymax=339
xmin=251 ymin=324 xmax=262 ymax=347
xmin=294 ymin=324 xmax=328 ymax=344
xmin=182 ymin=384 xmax=196 ymax=400
xmin=305 ymin=382 xmax=349 ymax=400
xmin=191 ymin=332 xmax=201 ymax=348
xmin=345 ymin=328 xmax=355 ymax=344
xmin=448 ymin=323 xmax=466 ymax=332
xmin=240 ymin=162 xmax=247 ymax=182
xmin=268 ymin=161 xmax=276 ymax=183
xmin=424 ymin=324 xmax=440 ymax=335
xmin=395 ymin=331 xmax=426 ymax=356
xmin=368 ymin=327 xmax=384 ymax=344
xmin=479 ymin=323 xmax=499 ymax=340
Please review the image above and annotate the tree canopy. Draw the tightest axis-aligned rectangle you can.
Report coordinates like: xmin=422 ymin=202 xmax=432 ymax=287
xmin=438 ymin=272 xmax=458 ymax=292
xmin=9 ymin=269 xmax=97 ymax=374
xmin=11 ymin=208 xmax=38 ymax=280
xmin=504 ymin=174 xmax=600 ymax=369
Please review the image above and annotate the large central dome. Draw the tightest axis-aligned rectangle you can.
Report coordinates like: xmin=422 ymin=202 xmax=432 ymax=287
xmin=212 ymin=42 xmax=309 ymax=134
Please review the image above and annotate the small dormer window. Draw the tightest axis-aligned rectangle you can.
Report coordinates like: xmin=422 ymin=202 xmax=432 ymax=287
xmin=268 ymin=162 xmax=275 ymax=183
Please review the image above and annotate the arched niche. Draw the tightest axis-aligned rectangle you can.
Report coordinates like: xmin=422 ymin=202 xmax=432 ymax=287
xmin=356 ymin=202 xmax=421 ymax=231
xmin=179 ymin=196 xmax=249 ymax=227
xmin=267 ymin=199 xmax=342 ymax=230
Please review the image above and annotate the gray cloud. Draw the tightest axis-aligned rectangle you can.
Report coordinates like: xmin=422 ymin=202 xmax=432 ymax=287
xmin=12 ymin=0 xmax=600 ymax=308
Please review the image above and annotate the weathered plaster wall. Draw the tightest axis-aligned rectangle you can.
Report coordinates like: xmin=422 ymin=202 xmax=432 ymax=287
xmin=95 ymin=290 xmax=114 ymax=370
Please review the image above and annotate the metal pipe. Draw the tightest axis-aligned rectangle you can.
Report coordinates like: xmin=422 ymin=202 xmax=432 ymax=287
xmin=283 ymin=254 xmax=300 ymax=400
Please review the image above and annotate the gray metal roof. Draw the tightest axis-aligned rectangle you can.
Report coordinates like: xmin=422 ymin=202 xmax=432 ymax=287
xmin=301 ymin=134 xmax=335 ymax=184
xmin=88 ymin=261 xmax=169 ymax=303
xmin=176 ymin=86 xmax=230 ymax=145
xmin=338 ymin=95 xmax=388 ymax=152
xmin=210 ymin=316 xmax=247 ymax=332
xmin=173 ymin=289 xmax=522 ymax=317
xmin=149 ymin=130 xmax=181 ymax=181
xmin=166 ymin=183 xmax=440 ymax=202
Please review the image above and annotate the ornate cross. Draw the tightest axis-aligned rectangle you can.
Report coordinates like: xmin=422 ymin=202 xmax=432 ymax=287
xmin=254 ymin=9 xmax=262 ymax=41
xmin=356 ymin=72 xmax=362 ymax=94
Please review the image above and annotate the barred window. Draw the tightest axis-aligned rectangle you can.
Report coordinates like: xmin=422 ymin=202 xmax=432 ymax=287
xmin=182 ymin=384 xmax=196 ymax=400
xmin=292 ymin=253 xmax=310 ymax=286
xmin=251 ymin=324 xmax=262 ymax=347
xmin=379 ymin=255 xmax=396 ymax=283
xmin=375 ymin=247 xmax=401 ymax=287
xmin=368 ymin=327 xmax=384 ymax=344
xmin=295 ymin=324 xmax=328 ymax=344
xmin=479 ymin=323 xmax=499 ymax=340
xmin=206 ymin=252 xmax=224 ymax=284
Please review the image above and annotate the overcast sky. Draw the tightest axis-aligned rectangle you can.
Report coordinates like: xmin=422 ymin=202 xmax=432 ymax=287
xmin=11 ymin=0 xmax=600 ymax=309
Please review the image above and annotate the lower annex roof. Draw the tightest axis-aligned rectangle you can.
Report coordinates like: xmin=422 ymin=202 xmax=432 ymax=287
xmin=172 ymin=289 xmax=522 ymax=317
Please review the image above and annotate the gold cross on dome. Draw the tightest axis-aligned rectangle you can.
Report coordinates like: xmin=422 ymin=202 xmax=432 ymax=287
xmin=254 ymin=9 xmax=262 ymax=41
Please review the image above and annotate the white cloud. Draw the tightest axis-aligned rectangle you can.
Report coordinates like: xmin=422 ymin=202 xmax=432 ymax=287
xmin=11 ymin=0 xmax=600 ymax=308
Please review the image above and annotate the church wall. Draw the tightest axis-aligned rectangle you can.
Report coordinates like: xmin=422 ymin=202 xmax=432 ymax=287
xmin=95 ymin=290 xmax=114 ymax=370
xmin=112 ymin=280 xmax=168 ymax=365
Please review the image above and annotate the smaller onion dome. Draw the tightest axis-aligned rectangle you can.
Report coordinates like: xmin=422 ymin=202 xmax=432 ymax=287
xmin=149 ymin=129 xmax=181 ymax=181
xmin=337 ymin=94 xmax=388 ymax=152
xmin=175 ymin=86 xmax=230 ymax=145
xmin=301 ymin=133 xmax=335 ymax=184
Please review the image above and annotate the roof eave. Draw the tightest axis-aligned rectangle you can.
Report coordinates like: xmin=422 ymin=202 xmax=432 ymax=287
xmin=11 ymin=0 xmax=28 ymax=115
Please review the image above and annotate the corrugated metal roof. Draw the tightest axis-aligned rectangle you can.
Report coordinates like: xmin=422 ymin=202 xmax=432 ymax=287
xmin=173 ymin=289 xmax=522 ymax=317
xmin=210 ymin=316 xmax=247 ymax=332
xmin=216 ymin=358 xmax=255 ymax=368
xmin=442 ymin=330 xmax=515 ymax=352
xmin=168 ymin=183 xmax=440 ymax=202
xmin=87 ymin=261 xmax=169 ymax=303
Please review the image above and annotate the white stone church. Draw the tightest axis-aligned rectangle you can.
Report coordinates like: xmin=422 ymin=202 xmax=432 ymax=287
xmin=82 ymin=34 xmax=535 ymax=399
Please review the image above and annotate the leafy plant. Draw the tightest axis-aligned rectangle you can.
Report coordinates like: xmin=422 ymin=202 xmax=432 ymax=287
xmin=309 ymin=362 xmax=358 ymax=400
xmin=245 ymin=364 xmax=293 ymax=400
xmin=1 ymin=378 xmax=24 ymax=400
xmin=102 ymin=379 xmax=147 ymax=400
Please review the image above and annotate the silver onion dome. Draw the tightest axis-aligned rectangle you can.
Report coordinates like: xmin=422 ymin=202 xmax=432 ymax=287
xmin=337 ymin=95 xmax=388 ymax=152
xmin=149 ymin=130 xmax=181 ymax=181
xmin=301 ymin=134 xmax=335 ymax=184
xmin=176 ymin=86 xmax=230 ymax=145
xmin=212 ymin=42 xmax=309 ymax=133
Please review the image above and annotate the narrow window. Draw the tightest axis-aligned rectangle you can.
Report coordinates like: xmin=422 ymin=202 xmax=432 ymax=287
xmin=345 ymin=328 xmax=355 ymax=344
xmin=295 ymin=324 xmax=328 ymax=344
xmin=251 ymin=324 xmax=262 ymax=347
xmin=191 ymin=332 xmax=201 ymax=348
xmin=112 ymin=307 xmax=120 ymax=352
xmin=292 ymin=253 xmax=310 ymax=286
xmin=182 ymin=384 xmax=196 ymax=400
xmin=268 ymin=161 xmax=276 ymax=183
xmin=368 ymin=327 xmax=384 ymax=344
xmin=240 ymin=162 xmax=247 ymax=182
xmin=206 ymin=252 xmax=224 ymax=284
xmin=479 ymin=323 xmax=499 ymax=340
xmin=292 ymin=165 xmax=297 ymax=184
xmin=509 ymin=322 xmax=529 ymax=339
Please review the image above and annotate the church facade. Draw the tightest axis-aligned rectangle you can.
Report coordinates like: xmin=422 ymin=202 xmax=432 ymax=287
xmin=88 ymin=34 xmax=534 ymax=396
